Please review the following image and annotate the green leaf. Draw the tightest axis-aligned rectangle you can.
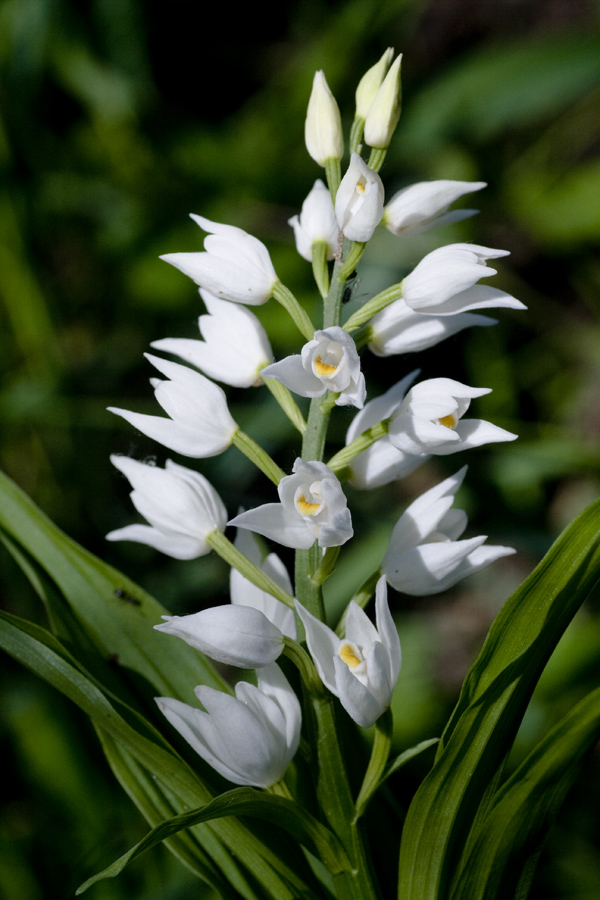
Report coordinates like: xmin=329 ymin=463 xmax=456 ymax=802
xmin=450 ymin=686 xmax=600 ymax=899
xmin=0 ymin=467 xmax=227 ymax=700
xmin=76 ymin=786 xmax=352 ymax=894
xmin=398 ymin=497 xmax=600 ymax=900
xmin=384 ymin=738 xmax=440 ymax=782
xmin=0 ymin=610 xmax=324 ymax=900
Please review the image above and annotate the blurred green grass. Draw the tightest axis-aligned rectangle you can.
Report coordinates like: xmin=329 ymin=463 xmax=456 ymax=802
xmin=1 ymin=0 xmax=600 ymax=897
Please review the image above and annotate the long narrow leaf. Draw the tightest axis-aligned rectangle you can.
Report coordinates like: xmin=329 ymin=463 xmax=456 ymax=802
xmin=398 ymin=498 xmax=600 ymax=900
xmin=450 ymin=686 xmax=600 ymax=899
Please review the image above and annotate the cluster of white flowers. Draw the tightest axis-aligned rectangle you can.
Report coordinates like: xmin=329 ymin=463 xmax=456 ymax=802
xmin=107 ymin=50 xmax=523 ymax=790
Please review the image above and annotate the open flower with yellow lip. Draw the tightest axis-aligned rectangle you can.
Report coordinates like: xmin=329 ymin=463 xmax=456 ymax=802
xmin=381 ymin=466 xmax=515 ymax=596
xmin=388 ymin=377 xmax=517 ymax=457
xmin=295 ymin=576 xmax=401 ymax=728
xmin=261 ymin=327 xmax=366 ymax=408
xmin=335 ymin=153 xmax=384 ymax=242
xmin=229 ymin=458 xmax=352 ymax=550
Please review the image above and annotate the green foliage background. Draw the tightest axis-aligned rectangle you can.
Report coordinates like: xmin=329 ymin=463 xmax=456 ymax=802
xmin=1 ymin=0 xmax=600 ymax=897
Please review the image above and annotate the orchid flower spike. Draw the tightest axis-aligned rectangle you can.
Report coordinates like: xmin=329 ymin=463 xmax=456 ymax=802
xmin=345 ymin=372 xmax=426 ymax=490
xmin=288 ymin=179 xmax=340 ymax=261
xmin=151 ymin=290 xmax=272 ymax=388
xmin=161 ymin=215 xmax=279 ymax=306
xmin=296 ymin=577 xmax=401 ymax=728
xmin=402 ymin=243 xmax=526 ymax=316
xmin=229 ymin=458 xmax=353 ymax=550
xmin=388 ymin=377 xmax=517 ymax=457
xmin=106 ymin=456 xmax=227 ymax=559
xmin=155 ymin=604 xmax=284 ymax=669
xmin=230 ymin=528 xmax=296 ymax=639
xmin=382 ymin=180 xmax=486 ymax=236
xmin=156 ymin=663 xmax=301 ymax=788
xmin=381 ymin=466 xmax=515 ymax=595
xmin=335 ymin=153 xmax=385 ymax=242
xmin=108 ymin=354 xmax=238 ymax=458
xmin=261 ymin=327 xmax=366 ymax=409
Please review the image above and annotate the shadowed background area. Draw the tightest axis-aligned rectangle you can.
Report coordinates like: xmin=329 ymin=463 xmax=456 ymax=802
xmin=1 ymin=0 xmax=600 ymax=897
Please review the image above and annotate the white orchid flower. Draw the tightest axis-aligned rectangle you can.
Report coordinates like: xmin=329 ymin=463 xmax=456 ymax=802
xmin=151 ymin=290 xmax=272 ymax=388
xmin=261 ymin=327 xmax=366 ymax=409
xmin=381 ymin=466 xmax=515 ymax=595
xmin=363 ymin=54 xmax=402 ymax=150
xmin=154 ymin=604 xmax=284 ymax=669
xmin=368 ymin=298 xmax=496 ymax=357
xmin=156 ymin=663 xmax=301 ymax=788
xmin=229 ymin=458 xmax=353 ymax=550
xmin=388 ymin=377 xmax=517 ymax=457
xmin=382 ymin=180 xmax=486 ymax=236
xmin=161 ymin=215 xmax=278 ymax=306
xmin=346 ymin=372 xmax=427 ymax=490
xmin=289 ymin=179 xmax=339 ymax=261
xmin=295 ymin=576 xmax=401 ymax=728
xmin=402 ymin=243 xmax=526 ymax=315
xmin=231 ymin=529 xmax=296 ymax=639
xmin=335 ymin=153 xmax=384 ymax=242
xmin=106 ymin=456 xmax=227 ymax=559
xmin=108 ymin=354 xmax=238 ymax=458
xmin=305 ymin=70 xmax=344 ymax=165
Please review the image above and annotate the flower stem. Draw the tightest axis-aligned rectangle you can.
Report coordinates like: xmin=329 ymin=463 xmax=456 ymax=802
xmin=261 ymin=376 xmax=307 ymax=434
xmin=312 ymin=240 xmax=330 ymax=299
xmin=310 ymin=545 xmax=341 ymax=586
xmin=353 ymin=708 xmax=393 ymax=822
xmin=324 ymin=158 xmax=342 ymax=202
xmin=343 ymin=282 xmax=404 ymax=333
xmin=232 ymin=429 xmax=286 ymax=485
xmin=327 ymin=419 xmax=390 ymax=473
xmin=207 ymin=531 xmax=295 ymax=609
xmin=349 ymin=116 xmax=365 ymax=154
xmin=282 ymin=637 xmax=324 ymax=697
xmin=367 ymin=147 xmax=387 ymax=173
xmin=338 ymin=241 xmax=366 ymax=283
xmin=272 ymin=281 xmax=315 ymax=341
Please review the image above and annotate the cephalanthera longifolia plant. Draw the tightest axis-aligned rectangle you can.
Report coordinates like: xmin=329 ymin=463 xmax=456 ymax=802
xmin=2 ymin=50 xmax=600 ymax=900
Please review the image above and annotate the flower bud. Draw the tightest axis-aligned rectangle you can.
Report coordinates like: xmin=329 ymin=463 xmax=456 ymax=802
xmin=364 ymin=54 xmax=402 ymax=149
xmin=335 ymin=153 xmax=384 ymax=242
xmin=305 ymin=71 xmax=344 ymax=165
xmin=155 ymin=605 xmax=284 ymax=668
xmin=355 ymin=48 xmax=394 ymax=120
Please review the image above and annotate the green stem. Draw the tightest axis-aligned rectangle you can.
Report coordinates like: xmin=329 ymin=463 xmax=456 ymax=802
xmin=366 ymin=147 xmax=387 ymax=173
xmin=343 ymin=282 xmax=404 ymax=333
xmin=327 ymin=420 xmax=390 ymax=473
xmin=282 ymin=637 xmax=325 ymax=697
xmin=353 ymin=708 xmax=393 ymax=822
xmin=272 ymin=281 xmax=315 ymax=341
xmin=324 ymin=158 xmax=342 ymax=202
xmin=232 ymin=429 xmax=286 ymax=485
xmin=207 ymin=531 xmax=295 ymax=609
xmin=267 ymin=779 xmax=295 ymax=800
xmin=261 ymin=376 xmax=307 ymax=434
xmin=311 ymin=545 xmax=341 ymax=586
xmin=312 ymin=240 xmax=330 ymax=299
xmin=349 ymin=116 xmax=365 ymax=154
xmin=338 ymin=241 xmax=366 ymax=283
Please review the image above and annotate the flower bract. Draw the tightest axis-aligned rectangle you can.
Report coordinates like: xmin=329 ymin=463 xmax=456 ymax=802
xmin=106 ymin=456 xmax=227 ymax=559
xmin=381 ymin=466 xmax=515 ymax=595
xmin=229 ymin=458 xmax=353 ymax=550
xmin=156 ymin=663 xmax=301 ymax=788
xmin=295 ymin=576 xmax=401 ymax=728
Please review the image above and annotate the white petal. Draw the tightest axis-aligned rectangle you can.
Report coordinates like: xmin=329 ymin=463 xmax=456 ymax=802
xmin=261 ymin=355 xmax=324 ymax=398
xmin=294 ymin=600 xmax=339 ymax=694
xmin=229 ymin=504 xmax=316 ymax=550
xmin=333 ymin=655 xmax=385 ymax=727
xmin=431 ymin=418 xmax=518 ymax=453
xmin=428 ymin=285 xmax=527 ymax=316
xmin=105 ymin=524 xmax=208 ymax=558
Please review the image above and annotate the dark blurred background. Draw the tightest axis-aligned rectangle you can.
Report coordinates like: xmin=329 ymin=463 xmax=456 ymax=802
xmin=1 ymin=0 xmax=600 ymax=897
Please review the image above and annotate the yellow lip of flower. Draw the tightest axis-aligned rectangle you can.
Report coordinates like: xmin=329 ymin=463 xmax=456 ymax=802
xmin=296 ymin=495 xmax=322 ymax=516
xmin=314 ymin=356 xmax=338 ymax=377
xmin=438 ymin=413 xmax=457 ymax=429
xmin=338 ymin=641 xmax=362 ymax=669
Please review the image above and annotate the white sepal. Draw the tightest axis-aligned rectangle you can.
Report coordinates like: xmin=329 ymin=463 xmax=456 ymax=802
xmin=383 ymin=180 xmax=486 ymax=236
xmin=381 ymin=467 xmax=515 ymax=595
xmin=151 ymin=291 xmax=272 ymax=388
xmin=156 ymin=663 xmax=301 ymax=788
xmin=335 ymin=153 xmax=384 ymax=242
xmin=288 ymin=179 xmax=339 ymax=261
xmin=161 ymin=216 xmax=278 ymax=306
xmin=154 ymin=604 xmax=284 ymax=668
xmin=106 ymin=457 xmax=227 ymax=559
xmin=230 ymin=528 xmax=296 ymax=639
xmin=368 ymin=298 xmax=496 ymax=356
xmin=305 ymin=71 xmax=344 ymax=165
xmin=295 ymin=576 xmax=401 ymax=728
xmin=261 ymin=327 xmax=366 ymax=408
xmin=229 ymin=458 xmax=353 ymax=550
xmin=108 ymin=354 xmax=237 ymax=458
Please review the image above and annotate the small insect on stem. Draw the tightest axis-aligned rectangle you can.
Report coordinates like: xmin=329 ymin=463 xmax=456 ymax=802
xmin=114 ymin=588 xmax=141 ymax=606
xmin=343 ymin=270 xmax=359 ymax=304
